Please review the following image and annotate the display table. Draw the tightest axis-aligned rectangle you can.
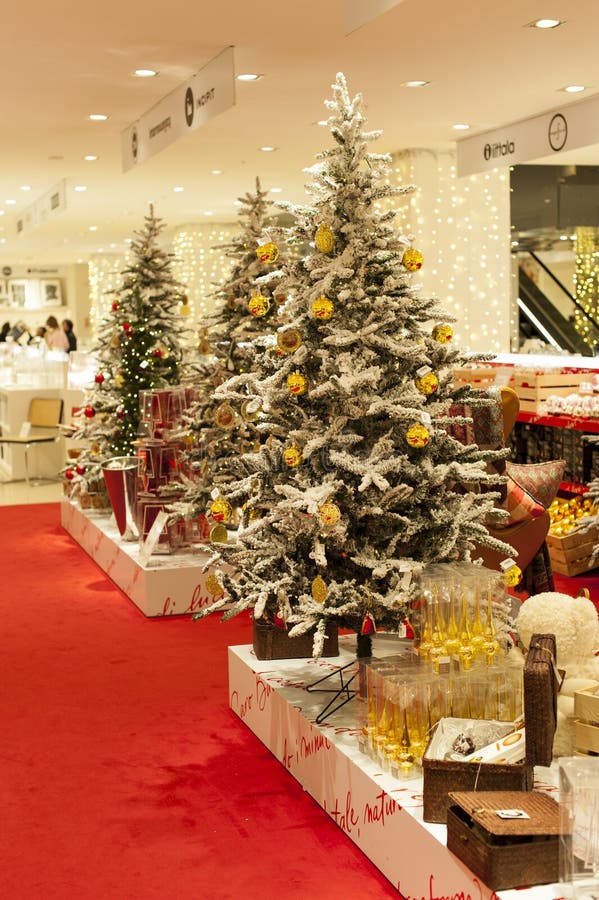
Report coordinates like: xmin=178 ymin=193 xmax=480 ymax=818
xmin=228 ymin=638 xmax=560 ymax=900
xmin=61 ymin=499 xmax=220 ymax=617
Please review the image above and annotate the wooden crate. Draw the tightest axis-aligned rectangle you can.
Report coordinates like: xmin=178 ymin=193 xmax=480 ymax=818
xmin=574 ymin=686 xmax=599 ymax=755
xmin=546 ymin=524 xmax=598 ymax=576
xmin=511 ymin=369 xmax=585 ymax=414
xmin=453 ymin=365 xmax=503 ymax=389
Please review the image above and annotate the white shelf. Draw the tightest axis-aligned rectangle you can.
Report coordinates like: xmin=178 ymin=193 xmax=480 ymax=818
xmin=228 ymin=639 xmax=559 ymax=899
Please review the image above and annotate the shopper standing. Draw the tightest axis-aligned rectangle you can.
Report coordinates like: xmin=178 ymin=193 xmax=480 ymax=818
xmin=45 ymin=315 xmax=69 ymax=351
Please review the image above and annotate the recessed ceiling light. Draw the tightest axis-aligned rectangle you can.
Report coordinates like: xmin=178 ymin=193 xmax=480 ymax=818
xmin=0 ymin=211 xmax=5 ymax=217
xmin=124 ymin=238 xmax=133 ymax=244
xmin=315 ymin=120 xmax=328 ymax=126
xmin=88 ymin=113 xmax=109 ymax=121
xmin=5 ymin=199 xmax=16 ymax=205
xmin=0 ymin=238 xmax=7 ymax=244
xmin=562 ymin=84 xmax=586 ymax=93
xmin=173 ymin=186 xmax=184 ymax=192
xmin=77 ymin=258 xmax=84 ymax=264
xmin=270 ymin=187 xmax=283 ymax=193
xmin=83 ymin=155 xmax=98 ymax=161
xmin=259 ymin=146 xmax=277 ymax=152
xmin=203 ymin=211 xmax=213 ymax=216
xmin=529 ymin=18 xmax=563 ymax=28
xmin=211 ymin=169 xmax=223 ymax=175
xmin=233 ymin=200 xmax=243 ymax=207
xmin=560 ymin=234 xmax=569 ymax=240
xmin=89 ymin=225 xmax=98 ymax=231
xmin=20 ymin=185 xmax=31 ymax=191
xmin=401 ymin=80 xmax=430 ymax=88
xmin=452 ymin=123 xmax=470 ymax=131
xmin=133 ymin=68 xmax=158 ymax=77
xmin=237 ymin=73 xmax=262 ymax=82
xmin=570 ymin=235 xmax=576 ymax=240
xmin=74 ymin=185 xmax=87 ymax=192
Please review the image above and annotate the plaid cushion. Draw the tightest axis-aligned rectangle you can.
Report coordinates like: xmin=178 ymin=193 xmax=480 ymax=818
xmin=505 ymin=460 xmax=566 ymax=509
xmin=494 ymin=476 xmax=546 ymax=527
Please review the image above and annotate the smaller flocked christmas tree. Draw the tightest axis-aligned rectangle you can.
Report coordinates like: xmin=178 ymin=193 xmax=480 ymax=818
xmin=177 ymin=178 xmax=284 ymax=521
xmin=195 ymin=75 xmax=513 ymax=656
xmin=66 ymin=208 xmax=192 ymax=497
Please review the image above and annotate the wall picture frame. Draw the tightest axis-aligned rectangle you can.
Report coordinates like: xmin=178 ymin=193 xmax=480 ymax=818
xmin=40 ymin=278 xmax=62 ymax=306
xmin=8 ymin=278 xmax=29 ymax=308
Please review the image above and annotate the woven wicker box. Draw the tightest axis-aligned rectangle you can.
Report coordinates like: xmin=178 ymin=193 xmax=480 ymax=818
xmin=422 ymin=634 xmax=557 ymax=823
xmin=446 ymin=790 xmax=561 ymax=890
xmin=252 ymin=619 xmax=339 ymax=660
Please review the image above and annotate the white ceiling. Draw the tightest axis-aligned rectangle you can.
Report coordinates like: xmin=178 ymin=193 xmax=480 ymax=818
xmin=1 ymin=0 xmax=598 ymax=263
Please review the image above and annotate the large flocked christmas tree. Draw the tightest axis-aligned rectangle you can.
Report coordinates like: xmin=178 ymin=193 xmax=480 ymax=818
xmin=178 ymin=178 xmax=283 ymax=518
xmin=198 ymin=74 xmax=512 ymax=656
xmin=66 ymin=208 xmax=191 ymax=494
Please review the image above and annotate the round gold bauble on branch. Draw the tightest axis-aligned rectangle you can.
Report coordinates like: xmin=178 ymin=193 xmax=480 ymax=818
xmin=283 ymin=444 xmax=303 ymax=467
xmin=318 ymin=501 xmax=341 ymax=527
xmin=287 ymin=371 xmax=308 ymax=396
xmin=311 ymin=575 xmax=328 ymax=604
xmin=415 ymin=369 xmax=439 ymax=396
xmin=114 ymin=373 xmax=124 ymax=388
xmin=432 ymin=323 xmax=453 ymax=344
xmin=256 ymin=242 xmax=279 ymax=263
xmin=405 ymin=422 xmax=431 ymax=448
xmin=311 ymin=296 xmax=334 ymax=320
xmin=402 ymin=248 xmax=424 ymax=272
xmin=241 ymin=399 xmax=262 ymax=422
xmin=210 ymin=497 xmax=233 ymax=523
xmin=500 ymin=559 xmax=522 ymax=587
xmin=206 ymin=573 xmax=224 ymax=596
xmin=277 ymin=329 xmax=302 ymax=354
xmin=210 ymin=524 xmax=228 ymax=544
xmin=248 ymin=294 xmax=271 ymax=317
xmin=110 ymin=333 xmax=121 ymax=349
xmin=315 ymin=222 xmax=334 ymax=253
xmin=214 ymin=401 xmax=236 ymax=430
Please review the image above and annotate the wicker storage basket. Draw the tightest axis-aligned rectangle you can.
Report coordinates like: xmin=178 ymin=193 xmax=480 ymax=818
xmin=422 ymin=634 xmax=557 ymax=823
xmin=446 ymin=790 xmax=561 ymax=890
xmin=252 ymin=619 xmax=339 ymax=660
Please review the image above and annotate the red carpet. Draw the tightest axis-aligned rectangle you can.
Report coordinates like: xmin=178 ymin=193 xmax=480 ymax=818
xmin=1 ymin=504 xmax=399 ymax=900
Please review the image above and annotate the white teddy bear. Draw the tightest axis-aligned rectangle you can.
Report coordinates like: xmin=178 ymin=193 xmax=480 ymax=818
xmin=515 ymin=590 xmax=599 ymax=757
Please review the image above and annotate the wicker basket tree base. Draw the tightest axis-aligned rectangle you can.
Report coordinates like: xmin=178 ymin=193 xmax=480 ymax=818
xmin=252 ymin=618 xmax=339 ymax=660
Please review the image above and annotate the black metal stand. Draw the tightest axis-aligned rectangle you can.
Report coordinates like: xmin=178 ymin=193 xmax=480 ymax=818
xmin=305 ymin=659 xmax=359 ymax=724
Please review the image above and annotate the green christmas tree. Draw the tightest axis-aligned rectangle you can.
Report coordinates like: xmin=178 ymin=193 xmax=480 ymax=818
xmin=66 ymin=208 xmax=192 ymax=495
xmin=196 ymin=74 xmax=511 ymax=656
xmin=178 ymin=178 xmax=283 ymax=520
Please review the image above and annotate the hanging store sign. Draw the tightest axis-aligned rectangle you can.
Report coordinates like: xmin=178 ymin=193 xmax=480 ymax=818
xmin=15 ymin=179 xmax=67 ymax=236
xmin=121 ymin=46 xmax=235 ymax=171
xmin=344 ymin=0 xmax=406 ymax=34
xmin=457 ymin=92 xmax=599 ymax=177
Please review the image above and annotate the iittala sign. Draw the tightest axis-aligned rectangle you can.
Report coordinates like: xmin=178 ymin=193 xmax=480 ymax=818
xmin=121 ymin=47 xmax=236 ymax=171
xmin=456 ymin=91 xmax=599 ymax=177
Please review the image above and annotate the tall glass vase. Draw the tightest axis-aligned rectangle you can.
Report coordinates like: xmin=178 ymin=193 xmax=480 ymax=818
xmin=101 ymin=456 xmax=141 ymax=541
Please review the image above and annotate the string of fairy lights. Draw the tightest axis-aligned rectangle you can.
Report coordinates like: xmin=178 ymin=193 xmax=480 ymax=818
xmin=171 ymin=224 xmax=237 ymax=321
xmin=573 ymin=226 xmax=599 ymax=349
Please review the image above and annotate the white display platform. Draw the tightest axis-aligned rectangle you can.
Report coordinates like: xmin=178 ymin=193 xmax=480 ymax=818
xmin=228 ymin=638 xmax=561 ymax=900
xmin=61 ymin=499 xmax=220 ymax=617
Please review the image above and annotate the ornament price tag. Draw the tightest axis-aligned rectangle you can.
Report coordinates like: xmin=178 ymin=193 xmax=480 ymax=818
xmin=398 ymin=561 xmax=412 ymax=590
xmin=139 ymin=511 xmax=169 ymax=567
xmin=416 ymin=365 xmax=432 ymax=378
xmin=420 ymin=411 xmax=432 ymax=426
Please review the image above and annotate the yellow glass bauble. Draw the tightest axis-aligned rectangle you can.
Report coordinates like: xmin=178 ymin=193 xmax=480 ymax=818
xmin=214 ymin=402 xmax=236 ymax=430
xmin=210 ymin=524 xmax=228 ymax=544
xmin=179 ymin=303 xmax=191 ymax=317
xmin=311 ymin=296 xmax=334 ymax=320
xmin=248 ymin=294 xmax=271 ymax=317
xmin=311 ymin=575 xmax=327 ymax=604
xmin=241 ymin=399 xmax=262 ymax=422
xmin=502 ymin=563 xmax=522 ymax=587
xmin=256 ymin=241 xmax=279 ymax=263
xmin=315 ymin=223 xmax=334 ymax=253
xmin=287 ymin=371 xmax=308 ymax=396
xmin=206 ymin=573 xmax=224 ymax=596
xmin=210 ymin=497 xmax=232 ymax=524
xmin=432 ymin=323 xmax=454 ymax=344
xmin=415 ymin=372 xmax=439 ymax=396
xmin=405 ymin=423 xmax=430 ymax=448
xmin=277 ymin=329 xmax=302 ymax=354
xmin=283 ymin=445 xmax=303 ymax=467
xmin=114 ymin=374 xmax=124 ymax=388
xmin=318 ymin=501 xmax=341 ymax=527
xmin=402 ymin=248 xmax=424 ymax=271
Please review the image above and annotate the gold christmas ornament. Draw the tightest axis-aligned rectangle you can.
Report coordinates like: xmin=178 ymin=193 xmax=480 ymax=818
xmin=318 ymin=501 xmax=341 ymax=527
xmin=311 ymin=575 xmax=328 ymax=604
xmin=256 ymin=241 xmax=279 ymax=264
xmin=315 ymin=222 xmax=334 ymax=253
xmin=210 ymin=497 xmax=233 ymax=524
xmin=283 ymin=445 xmax=303 ymax=467
xmin=311 ymin=296 xmax=334 ymax=320
xmin=287 ymin=371 xmax=308 ymax=396
xmin=179 ymin=302 xmax=191 ymax=316
xmin=206 ymin=573 xmax=224 ymax=596
xmin=277 ymin=329 xmax=302 ymax=354
xmin=415 ymin=372 xmax=439 ymax=396
xmin=182 ymin=433 xmax=194 ymax=447
xmin=405 ymin=423 xmax=430 ymax=448
xmin=432 ymin=323 xmax=454 ymax=344
xmin=214 ymin=402 xmax=236 ymax=430
xmin=274 ymin=292 xmax=288 ymax=306
xmin=248 ymin=294 xmax=271 ymax=317
xmin=402 ymin=248 xmax=424 ymax=272
xmin=209 ymin=524 xmax=228 ymax=544
xmin=241 ymin=399 xmax=262 ymax=422
xmin=110 ymin=333 xmax=121 ymax=349
xmin=501 ymin=561 xmax=522 ymax=587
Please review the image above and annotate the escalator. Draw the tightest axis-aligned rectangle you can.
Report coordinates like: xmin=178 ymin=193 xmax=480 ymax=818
xmin=517 ymin=251 xmax=599 ymax=356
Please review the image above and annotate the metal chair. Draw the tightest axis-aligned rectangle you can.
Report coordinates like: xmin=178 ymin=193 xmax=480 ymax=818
xmin=0 ymin=397 xmax=64 ymax=485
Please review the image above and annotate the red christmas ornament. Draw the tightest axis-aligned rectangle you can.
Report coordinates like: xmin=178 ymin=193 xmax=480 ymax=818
xmin=116 ymin=407 xmax=126 ymax=419
xmin=360 ymin=613 xmax=376 ymax=636
xmin=94 ymin=373 xmax=105 ymax=384
xmin=152 ymin=348 xmax=163 ymax=359
xmin=122 ymin=321 xmax=132 ymax=332
xmin=75 ymin=464 xmax=85 ymax=476
xmin=111 ymin=301 xmax=119 ymax=312
xmin=84 ymin=406 xmax=96 ymax=419
xmin=65 ymin=468 xmax=74 ymax=481
xmin=273 ymin=613 xmax=285 ymax=629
